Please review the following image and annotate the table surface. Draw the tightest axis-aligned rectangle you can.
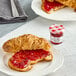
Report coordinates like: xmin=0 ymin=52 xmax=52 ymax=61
xmin=0 ymin=0 xmax=76 ymax=76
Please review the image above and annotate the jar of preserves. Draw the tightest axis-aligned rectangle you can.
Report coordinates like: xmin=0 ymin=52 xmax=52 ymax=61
xmin=49 ymin=24 xmax=64 ymax=45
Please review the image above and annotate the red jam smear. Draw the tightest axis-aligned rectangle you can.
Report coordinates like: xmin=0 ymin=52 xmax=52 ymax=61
xmin=44 ymin=0 xmax=63 ymax=12
xmin=10 ymin=49 xmax=50 ymax=69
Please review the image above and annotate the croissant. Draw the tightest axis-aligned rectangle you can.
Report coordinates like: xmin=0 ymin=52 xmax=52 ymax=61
xmin=56 ymin=0 xmax=76 ymax=10
xmin=3 ymin=34 xmax=51 ymax=53
xmin=3 ymin=34 xmax=53 ymax=72
xmin=41 ymin=0 xmax=65 ymax=14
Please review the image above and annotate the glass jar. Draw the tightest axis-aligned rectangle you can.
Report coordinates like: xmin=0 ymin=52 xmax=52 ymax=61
xmin=49 ymin=24 xmax=64 ymax=45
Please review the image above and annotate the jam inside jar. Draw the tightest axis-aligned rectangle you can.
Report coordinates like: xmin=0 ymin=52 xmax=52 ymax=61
xmin=49 ymin=24 xmax=64 ymax=45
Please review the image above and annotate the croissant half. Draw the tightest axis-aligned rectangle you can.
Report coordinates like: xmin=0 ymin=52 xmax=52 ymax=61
xmin=41 ymin=0 xmax=65 ymax=14
xmin=56 ymin=0 xmax=76 ymax=9
xmin=3 ymin=34 xmax=53 ymax=72
xmin=3 ymin=34 xmax=51 ymax=53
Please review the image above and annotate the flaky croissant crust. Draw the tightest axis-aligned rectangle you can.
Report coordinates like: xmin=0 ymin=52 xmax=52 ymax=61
xmin=56 ymin=0 xmax=76 ymax=9
xmin=3 ymin=34 xmax=51 ymax=53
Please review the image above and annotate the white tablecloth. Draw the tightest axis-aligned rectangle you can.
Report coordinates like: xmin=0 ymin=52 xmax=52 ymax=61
xmin=1 ymin=17 xmax=76 ymax=76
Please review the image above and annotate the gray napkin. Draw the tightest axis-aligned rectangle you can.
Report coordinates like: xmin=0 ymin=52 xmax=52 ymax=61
xmin=0 ymin=0 xmax=28 ymax=23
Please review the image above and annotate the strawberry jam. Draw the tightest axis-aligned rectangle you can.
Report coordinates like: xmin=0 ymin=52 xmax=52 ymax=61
xmin=10 ymin=49 xmax=50 ymax=69
xmin=49 ymin=24 xmax=64 ymax=45
xmin=50 ymin=32 xmax=63 ymax=44
xmin=44 ymin=0 xmax=63 ymax=12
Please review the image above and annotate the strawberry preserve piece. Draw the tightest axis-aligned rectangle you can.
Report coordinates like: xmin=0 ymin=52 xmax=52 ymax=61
xmin=10 ymin=49 xmax=50 ymax=69
xmin=44 ymin=0 xmax=63 ymax=12
xmin=49 ymin=24 xmax=64 ymax=45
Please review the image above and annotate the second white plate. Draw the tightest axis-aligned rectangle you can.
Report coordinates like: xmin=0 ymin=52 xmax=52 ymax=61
xmin=31 ymin=0 xmax=76 ymax=21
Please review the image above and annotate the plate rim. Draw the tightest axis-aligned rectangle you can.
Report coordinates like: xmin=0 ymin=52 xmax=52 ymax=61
xmin=31 ymin=0 xmax=76 ymax=21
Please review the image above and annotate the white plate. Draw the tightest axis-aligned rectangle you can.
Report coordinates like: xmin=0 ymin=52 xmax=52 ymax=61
xmin=0 ymin=40 xmax=64 ymax=76
xmin=0 ymin=20 xmax=64 ymax=76
xmin=31 ymin=0 xmax=76 ymax=21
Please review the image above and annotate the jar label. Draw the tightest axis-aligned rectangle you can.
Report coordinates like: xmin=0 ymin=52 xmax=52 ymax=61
xmin=50 ymin=36 xmax=63 ymax=43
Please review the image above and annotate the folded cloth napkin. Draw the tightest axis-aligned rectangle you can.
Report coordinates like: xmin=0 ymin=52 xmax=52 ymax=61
xmin=0 ymin=0 xmax=28 ymax=23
